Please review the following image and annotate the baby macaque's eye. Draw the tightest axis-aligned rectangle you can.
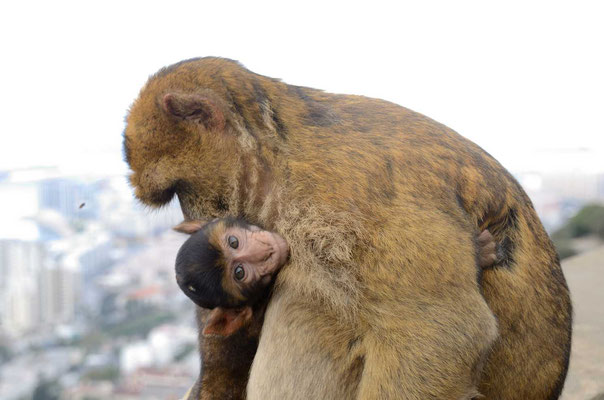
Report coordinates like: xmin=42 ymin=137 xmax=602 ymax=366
xmin=188 ymin=285 xmax=197 ymax=293
xmin=234 ymin=265 xmax=245 ymax=281
xmin=228 ymin=235 xmax=239 ymax=249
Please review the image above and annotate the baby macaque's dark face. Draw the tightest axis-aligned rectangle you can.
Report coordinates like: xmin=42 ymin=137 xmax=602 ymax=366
xmin=174 ymin=218 xmax=289 ymax=309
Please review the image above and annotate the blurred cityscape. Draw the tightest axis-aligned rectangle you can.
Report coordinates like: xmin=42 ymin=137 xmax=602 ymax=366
xmin=0 ymin=167 xmax=196 ymax=400
xmin=1 ymin=165 xmax=603 ymax=400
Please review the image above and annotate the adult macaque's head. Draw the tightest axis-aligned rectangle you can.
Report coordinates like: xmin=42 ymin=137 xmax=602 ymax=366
xmin=123 ymin=58 xmax=288 ymax=224
xmin=174 ymin=218 xmax=289 ymax=310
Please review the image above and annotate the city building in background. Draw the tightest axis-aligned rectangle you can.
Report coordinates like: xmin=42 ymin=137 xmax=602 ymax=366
xmin=0 ymin=167 xmax=194 ymax=399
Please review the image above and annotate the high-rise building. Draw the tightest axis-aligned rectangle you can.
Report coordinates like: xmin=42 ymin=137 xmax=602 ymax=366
xmin=0 ymin=240 xmax=45 ymax=337
xmin=38 ymin=260 xmax=80 ymax=327
xmin=0 ymin=238 xmax=83 ymax=337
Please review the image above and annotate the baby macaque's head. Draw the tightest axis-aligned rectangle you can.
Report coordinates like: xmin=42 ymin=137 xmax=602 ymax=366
xmin=174 ymin=218 xmax=289 ymax=309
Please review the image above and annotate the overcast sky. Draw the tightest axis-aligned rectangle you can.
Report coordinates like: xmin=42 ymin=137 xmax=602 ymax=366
xmin=1 ymin=0 xmax=602 ymax=176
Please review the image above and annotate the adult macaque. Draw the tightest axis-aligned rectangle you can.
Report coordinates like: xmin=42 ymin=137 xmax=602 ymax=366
xmin=124 ymin=58 xmax=571 ymax=399
xmin=174 ymin=218 xmax=289 ymax=310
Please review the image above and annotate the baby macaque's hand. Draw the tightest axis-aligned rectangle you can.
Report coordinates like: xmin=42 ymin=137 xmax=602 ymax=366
xmin=478 ymin=229 xmax=498 ymax=268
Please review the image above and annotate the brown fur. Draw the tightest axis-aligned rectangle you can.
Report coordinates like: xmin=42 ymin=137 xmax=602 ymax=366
xmin=191 ymin=306 xmax=263 ymax=400
xmin=125 ymin=57 xmax=571 ymax=399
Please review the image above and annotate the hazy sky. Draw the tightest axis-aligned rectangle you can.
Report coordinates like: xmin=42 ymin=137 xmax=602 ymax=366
xmin=1 ymin=1 xmax=603 ymax=175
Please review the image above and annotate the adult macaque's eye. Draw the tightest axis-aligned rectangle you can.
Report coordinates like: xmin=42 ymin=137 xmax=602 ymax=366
xmin=234 ymin=265 xmax=245 ymax=281
xmin=228 ymin=235 xmax=239 ymax=249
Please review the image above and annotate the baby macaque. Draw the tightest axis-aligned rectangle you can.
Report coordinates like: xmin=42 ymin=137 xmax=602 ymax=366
xmin=174 ymin=218 xmax=290 ymax=311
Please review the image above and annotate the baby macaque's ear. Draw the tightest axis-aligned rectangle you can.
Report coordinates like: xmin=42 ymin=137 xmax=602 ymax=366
xmin=173 ymin=220 xmax=208 ymax=234
xmin=203 ymin=307 xmax=253 ymax=336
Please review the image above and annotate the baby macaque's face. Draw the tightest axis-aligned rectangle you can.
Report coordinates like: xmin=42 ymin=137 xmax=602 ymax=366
xmin=174 ymin=218 xmax=289 ymax=309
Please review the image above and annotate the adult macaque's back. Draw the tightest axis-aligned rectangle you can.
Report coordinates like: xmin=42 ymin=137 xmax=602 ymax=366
xmin=124 ymin=57 xmax=571 ymax=399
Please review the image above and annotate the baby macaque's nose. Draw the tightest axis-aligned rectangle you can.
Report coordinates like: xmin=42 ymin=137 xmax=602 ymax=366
xmin=242 ymin=232 xmax=273 ymax=262
xmin=243 ymin=244 xmax=272 ymax=263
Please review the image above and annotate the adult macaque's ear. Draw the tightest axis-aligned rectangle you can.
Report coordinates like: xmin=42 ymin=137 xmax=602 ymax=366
xmin=173 ymin=220 xmax=208 ymax=234
xmin=162 ymin=93 xmax=226 ymax=131
xmin=203 ymin=307 xmax=253 ymax=336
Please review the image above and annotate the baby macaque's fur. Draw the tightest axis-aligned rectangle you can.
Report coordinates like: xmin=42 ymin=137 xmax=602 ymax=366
xmin=190 ymin=305 xmax=264 ymax=400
